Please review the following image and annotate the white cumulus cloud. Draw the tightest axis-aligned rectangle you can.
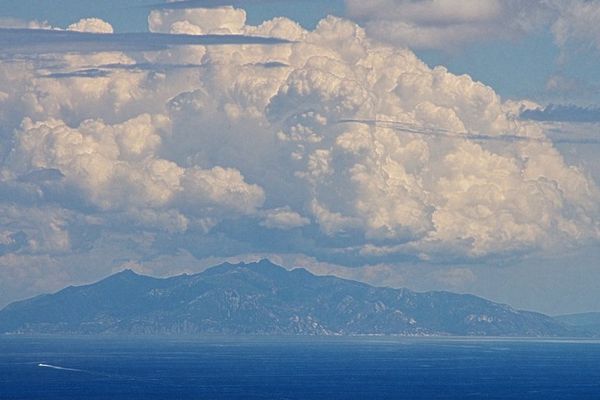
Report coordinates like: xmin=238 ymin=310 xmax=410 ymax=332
xmin=261 ymin=207 xmax=310 ymax=230
xmin=67 ymin=18 xmax=114 ymax=34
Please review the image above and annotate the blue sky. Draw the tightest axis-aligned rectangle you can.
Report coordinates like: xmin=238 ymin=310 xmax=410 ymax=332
xmin=0 ymin=0 xmax=344 ymax=31
xmin=0 ymin=0 xmax=599 ymax=315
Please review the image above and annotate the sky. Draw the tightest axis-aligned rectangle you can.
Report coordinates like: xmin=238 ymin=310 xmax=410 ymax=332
xmin=0 ymin=0 xmax=599 ymax=315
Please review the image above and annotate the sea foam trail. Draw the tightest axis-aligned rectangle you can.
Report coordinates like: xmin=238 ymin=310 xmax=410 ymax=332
xmin=38 ymin=363 xmax=83 ymax=372
xmin=37 ymin=363 xmax=128 ymax=379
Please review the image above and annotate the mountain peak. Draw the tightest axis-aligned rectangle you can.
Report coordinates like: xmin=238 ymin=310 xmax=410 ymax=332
xmin=203 ymin=259 xmax=289 ymax=276
xmin=118 ymin=268 xmax=139 ymax=275
xmin=109 ymin=268 xmax=144 ymax=279
xmin=92 ymin=268 xmax=151 ymax=287
xmin=250 ymin=258 xmax=289 ymax=272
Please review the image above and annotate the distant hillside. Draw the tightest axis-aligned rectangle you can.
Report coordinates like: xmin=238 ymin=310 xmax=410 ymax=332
xmin=555 ymin=312 xmax=600 ymax=335
xmin=0 ymin=260 xmax=576 ymax=337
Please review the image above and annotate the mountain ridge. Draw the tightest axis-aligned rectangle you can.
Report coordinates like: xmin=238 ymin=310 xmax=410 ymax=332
xmin=0 ymin=260 xmax=578 ymax=337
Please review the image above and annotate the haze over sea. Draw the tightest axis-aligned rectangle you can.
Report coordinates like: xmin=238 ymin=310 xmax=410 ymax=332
xmin=1 ymin=336 xmax=599 ymax=399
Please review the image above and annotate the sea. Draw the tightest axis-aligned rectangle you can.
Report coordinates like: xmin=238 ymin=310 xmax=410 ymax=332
xmin=1 ymin=336 xmax=600 ymax=399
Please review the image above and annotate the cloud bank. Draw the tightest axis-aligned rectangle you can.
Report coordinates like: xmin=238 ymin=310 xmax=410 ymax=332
xmin=0 ymin=7 xmax=599 ymax=304
xmin=345 ymin=0 xmax=552 ymax=49
xmin=345 ymin=0 xmax=600 ymax=51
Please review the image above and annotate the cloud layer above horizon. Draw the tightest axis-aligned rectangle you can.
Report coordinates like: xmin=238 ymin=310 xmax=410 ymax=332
xmin=345 ymin=0 xmax=600 ymax=51
xmin=1 ymin=5 xmax=600 ymax=304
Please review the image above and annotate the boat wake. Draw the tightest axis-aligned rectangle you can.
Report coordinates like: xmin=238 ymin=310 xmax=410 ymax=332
xmin=37 ymin=363 xmax=129 ymax=379
xmin=38 ymin=363 xmax=83 ymax=372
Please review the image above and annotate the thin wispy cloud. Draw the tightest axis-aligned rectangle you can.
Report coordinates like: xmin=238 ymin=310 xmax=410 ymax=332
xmin=520 ymin=104 xmax=600 ymax=123
xmin=0 ymin=28 xmax=291 ymax=55
xmin=40 ymin=69 xmax=113 ymax=79
xmin=338 ymin=119 xmax=600 ymax=145
xmin=38 ymin=61 xmax=287 ymax=80
xmin=98 ymin=61 xmax=286 ymax=70
xmin=96 ymin=62 xmax=205 ymax=70
xmin=38 ymin=63 xmax=206 ymax=78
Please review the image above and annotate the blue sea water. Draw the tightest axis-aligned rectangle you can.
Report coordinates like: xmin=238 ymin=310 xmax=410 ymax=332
xmin=1 ymin=336 xmax=599 ymax=399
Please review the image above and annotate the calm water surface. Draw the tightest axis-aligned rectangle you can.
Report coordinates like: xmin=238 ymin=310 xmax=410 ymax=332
xmin=1 ymin=336 xmax=599 ymax=399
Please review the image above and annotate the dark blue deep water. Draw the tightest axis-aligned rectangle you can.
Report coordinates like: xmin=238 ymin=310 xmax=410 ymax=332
xmin=1 ymin=336 xmax=600 ymax=399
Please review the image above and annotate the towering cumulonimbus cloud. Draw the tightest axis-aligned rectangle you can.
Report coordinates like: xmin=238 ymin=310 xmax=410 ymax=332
xmin=0 ymin=4 xmax=598 ymax=299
